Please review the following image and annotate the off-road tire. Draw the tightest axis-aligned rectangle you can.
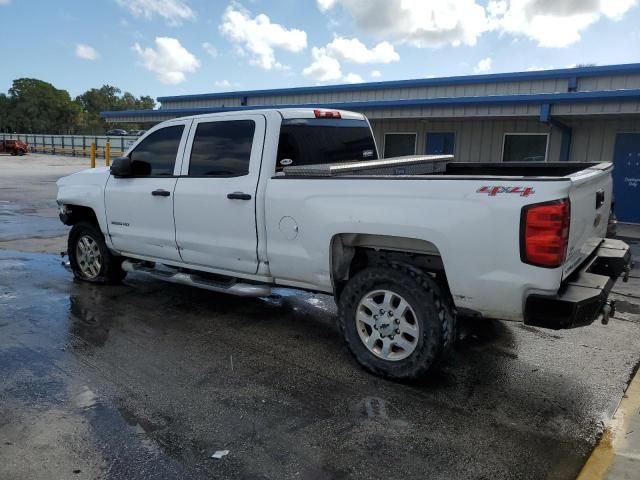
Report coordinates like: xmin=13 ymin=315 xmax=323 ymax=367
xmin=338 ymin=264 xmax=455 ymax=381
xmin=68 ymin=221 xmax=126 ymax=284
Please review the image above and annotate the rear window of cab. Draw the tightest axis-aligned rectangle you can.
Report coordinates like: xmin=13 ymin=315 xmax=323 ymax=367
xmin=276 ymin=118 xmax=377 ymax=172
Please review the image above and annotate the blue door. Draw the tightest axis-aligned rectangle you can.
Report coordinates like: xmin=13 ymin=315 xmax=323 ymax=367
xmin=613 ymin=133 xmax=640 ymax=224
xmin=426 ymin=132 xmax=455 ymax=155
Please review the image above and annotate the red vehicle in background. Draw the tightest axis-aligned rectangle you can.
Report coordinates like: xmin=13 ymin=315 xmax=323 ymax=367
xmin=0 ymin=139 xmax=28 ymax=156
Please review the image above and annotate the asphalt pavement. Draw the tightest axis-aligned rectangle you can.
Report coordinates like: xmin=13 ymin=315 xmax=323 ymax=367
xmin=1 ymin=154 xmax=639 ymax=480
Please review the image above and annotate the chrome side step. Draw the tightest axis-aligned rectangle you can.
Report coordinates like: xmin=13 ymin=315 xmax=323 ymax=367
xmin=121 ymin=260 xmax=272 ymax=297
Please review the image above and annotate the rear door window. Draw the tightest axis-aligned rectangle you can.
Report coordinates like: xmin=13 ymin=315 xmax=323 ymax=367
xmin=188 ymin=120 xmax=255 ymax=177
xmin=276 ymin=119 xmax=377 ymax=171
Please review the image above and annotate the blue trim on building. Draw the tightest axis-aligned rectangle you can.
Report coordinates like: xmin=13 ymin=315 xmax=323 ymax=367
xmin=539 ymin=104 xmax=573 ymax=161
xmin=539 ymin=104 xmax=551 ymax=123
xmin=102 ymin=89 xmax=640 ymax=119
xmin=156 ymin=63 xmax=640 ymax=103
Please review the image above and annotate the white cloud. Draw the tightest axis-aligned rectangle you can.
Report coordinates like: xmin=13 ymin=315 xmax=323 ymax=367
xmin=317 ymin=0 xmax=490 ymax=47
xmin=116 ymin=0 xmax=194 ymax=25
xmin=303 ymin=36 xmax=397 ymax=83
xmin=344 ymin=73 xmax=364 ymax=83
xmin=318 ymin=0 xmax=638 ymax=49
xmin=326 ymin=36 xmax=399 ymax=64
xmin=302 ymin=47 xmax=370 ymax=84
xmin=0 ymin=0 xmax=11 ymax=5
xmin=219 ymin=5 xmax=307 ymax=70
xmin=133 ymin=37 xmax=200 ymax=84
xmin=473 ymin=57 xmax=492 ymax=73
xmin=487 ymin=0 xmax=508 ymax=16
xmin=371 ymin=69 xmax=382 ymax=78
xmin=495 ymin=0 xmax=638 ymax=47
xmin=317 ymin=0 xmax=336 ymax=11
xmin=214 ymin=80 xmax=232 ymax=88
xmin=202 ymin=42 xmax=218 ymax=58
xmin=75 ymin=44 xmax=98 ymax=60
xmin=303 ymin=47 xmax=343 ymax=81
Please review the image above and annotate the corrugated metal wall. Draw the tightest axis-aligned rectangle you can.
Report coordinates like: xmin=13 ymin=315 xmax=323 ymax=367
xmin=369 ymin=117 xmax=640 ymax=163
xmin=569 ymin=117 xmax=640 ymax=162
xmin=158 ymin=73 xmax=640 ymax=111
xmin=578 ymin=73 xmax=640 ymax=91
xmin=370 ymin=118 xmax=558 ymax=162
xmin=248 ymin=79 xmax=568 ymax=106
xmin=161 ymin=79 xmax=570 ymax=110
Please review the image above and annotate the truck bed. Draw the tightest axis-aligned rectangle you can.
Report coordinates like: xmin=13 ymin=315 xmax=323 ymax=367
xmin=444 ymin=162 xmax=604 ymax=177
xmin=281 ymin=156 xmax=605 ymax=179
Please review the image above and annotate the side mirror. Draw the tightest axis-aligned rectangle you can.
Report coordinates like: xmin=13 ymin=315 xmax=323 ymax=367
xmin=110 ymin=157 xmax=132 ymax=177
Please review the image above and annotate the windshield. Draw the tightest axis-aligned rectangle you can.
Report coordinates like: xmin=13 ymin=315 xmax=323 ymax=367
xmin=276 ymin=118 xmax=377 ymax=172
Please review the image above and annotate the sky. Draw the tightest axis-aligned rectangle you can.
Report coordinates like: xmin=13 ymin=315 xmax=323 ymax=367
xmin=1 ymin=0 xmax=639 ymax=102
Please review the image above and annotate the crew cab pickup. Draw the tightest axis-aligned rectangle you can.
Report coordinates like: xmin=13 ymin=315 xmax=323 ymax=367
xmin=56 ymin=108 xmax=632 ymax=380
xmin=0 ymin=139 xmax=28 ymax=156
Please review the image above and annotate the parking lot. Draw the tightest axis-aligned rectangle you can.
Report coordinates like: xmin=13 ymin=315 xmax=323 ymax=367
xmin=1 ymin=153 xmax=640 ymax=479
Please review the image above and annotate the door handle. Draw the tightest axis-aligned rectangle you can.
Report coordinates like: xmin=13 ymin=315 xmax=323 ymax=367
xmin=152 ymin=189 xmax=171 ymax=197
xmin=227 ymin=192 xmax=252 ymax=200
xmin=596 ymin=189 xmax=605 ymax=209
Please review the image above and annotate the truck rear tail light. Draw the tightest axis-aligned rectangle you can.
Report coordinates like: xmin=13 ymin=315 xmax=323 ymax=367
xmin=314 ymin=109 xmax=341 ymax=119
xmin=520 ymin=199 xmax=571 ymax=268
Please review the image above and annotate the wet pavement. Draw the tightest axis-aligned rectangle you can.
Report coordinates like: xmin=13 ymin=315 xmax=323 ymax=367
xmin=0 ymin=154 xmax=87 ymax=253
xmin=1 ymin=155 xmax=640 ymax=479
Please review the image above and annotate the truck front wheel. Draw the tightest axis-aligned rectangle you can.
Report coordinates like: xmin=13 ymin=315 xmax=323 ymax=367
xmin=68 ymin=221 xmax=126 ymax=284
xmin=338 ymin=265 xmax=455 ymax=381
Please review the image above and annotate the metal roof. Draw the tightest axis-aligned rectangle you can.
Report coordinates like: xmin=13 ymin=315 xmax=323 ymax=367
xmin=101 ymin=88 xmax=640 ymax=119
xmin=155 ymin=63 xmax=640 ymax=103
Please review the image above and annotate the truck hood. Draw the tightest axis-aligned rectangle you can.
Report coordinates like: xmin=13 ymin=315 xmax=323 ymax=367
xmin=56 ymin=167 xmax=111 ymax=188
xmin=56 ymin=167 xmax=111 ymax=210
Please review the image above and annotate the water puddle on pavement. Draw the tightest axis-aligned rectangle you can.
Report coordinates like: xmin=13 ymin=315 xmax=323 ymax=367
xmin=0 ymin=201 xmax=66 ymax=241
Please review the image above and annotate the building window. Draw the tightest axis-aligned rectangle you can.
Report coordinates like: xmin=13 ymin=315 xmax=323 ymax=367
xmin=383 ymin=133 xmax=417 ymax=158
xmin=502 ymin=133 xmax=548 ymax=162
xmin=426 ymin=132 xmax=455 ymax=155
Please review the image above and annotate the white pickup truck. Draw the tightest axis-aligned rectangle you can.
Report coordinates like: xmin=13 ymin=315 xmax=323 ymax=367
xmin=57 ymin=108 xmax=631 ymax=380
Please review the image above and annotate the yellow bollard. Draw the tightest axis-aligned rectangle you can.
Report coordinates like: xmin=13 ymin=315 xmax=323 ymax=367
xmin=90 ymin=143 xmax=96 ymax=168
xmin=105 ymin=141 xmax=111 ymax=167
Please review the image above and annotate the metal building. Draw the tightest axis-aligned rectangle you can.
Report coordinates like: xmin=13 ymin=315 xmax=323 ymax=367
xmin=102 ymin=63 xmax=640 ymax=224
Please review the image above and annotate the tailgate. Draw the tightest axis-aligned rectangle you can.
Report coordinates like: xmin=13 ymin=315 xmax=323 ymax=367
xmin=563 ymin=163 xmax=613 ymax=278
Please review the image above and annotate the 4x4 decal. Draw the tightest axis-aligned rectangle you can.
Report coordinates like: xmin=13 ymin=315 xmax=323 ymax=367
xmin=477 ymin=186 xmax=535 ymax=197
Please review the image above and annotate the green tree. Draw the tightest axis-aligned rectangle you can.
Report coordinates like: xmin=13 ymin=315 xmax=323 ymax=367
xmin=7 ymin=78 xmax=80 ymax=134
xmin=0 ymin=93 xmax=10 ymax=132
xmin=0 ymin=79 xmax=155 ymax=134
xmin=75 ymin=85 xmax=156 ymax=133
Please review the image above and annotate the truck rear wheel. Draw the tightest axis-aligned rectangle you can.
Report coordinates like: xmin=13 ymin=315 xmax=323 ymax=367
xmin=68 ymin=221 xmax=126 ymax=284
xmin=338 ymin=265 xmax=455 ymax=381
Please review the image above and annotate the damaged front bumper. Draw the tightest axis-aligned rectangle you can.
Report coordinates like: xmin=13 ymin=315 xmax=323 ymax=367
xmin=524 ymin=238 xmax=632 ymax=329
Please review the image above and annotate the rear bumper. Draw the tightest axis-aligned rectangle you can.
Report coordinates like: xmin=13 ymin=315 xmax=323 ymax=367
xmin=524 ymin=239 xmax=632 ymax=329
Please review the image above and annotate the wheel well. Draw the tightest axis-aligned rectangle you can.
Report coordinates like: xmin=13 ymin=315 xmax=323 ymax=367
xmin=61 ymin=205 xmax=99 ymax=227
xmin=331 ymin=233 xmax=450 ymax=298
